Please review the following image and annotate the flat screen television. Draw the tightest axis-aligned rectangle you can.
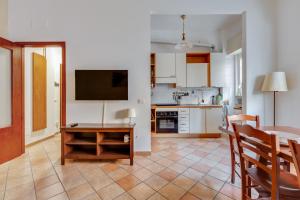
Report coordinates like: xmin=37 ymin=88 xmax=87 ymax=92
xmin=75 ymin=70 xmax=128 ymax=100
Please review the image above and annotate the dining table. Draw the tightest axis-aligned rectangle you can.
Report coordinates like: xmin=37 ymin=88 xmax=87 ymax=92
xmin=219 ymin=125 xmax=300 ymax=163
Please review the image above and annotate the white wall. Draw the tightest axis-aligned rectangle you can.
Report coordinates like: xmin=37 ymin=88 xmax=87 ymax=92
xmin=0 ymin=0 xmax=8 ymax=37
xmin=8 ymin=0 xmax=277 ymax=151
xmin=276 ymin=0 xmax=300 ymax=128
xmin=24 ymin=47 xmax=61 ymax=144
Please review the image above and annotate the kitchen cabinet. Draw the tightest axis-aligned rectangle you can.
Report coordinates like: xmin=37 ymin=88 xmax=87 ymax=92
xmin=206 ymin=108 xmax=223 ymax=133
xmin=189 ymin=108 xmax=206 ymax=134
xmin=156 ymin=53 xmax=176 ymax=83
xmin=187 ymin=63 xmax=208 ymax=87
xmin=175 ymin=53 xmax=187 ymax=87
xmin=178 ymin=108 xmax=189 ymax=133
xmin=210 ymin=53 xmax=227 ymax=87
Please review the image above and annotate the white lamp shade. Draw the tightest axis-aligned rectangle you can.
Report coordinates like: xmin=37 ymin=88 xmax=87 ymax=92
xmin=128 ymin=108 xmax=136 ymax=118
xmin=261 ymin=72 xmax=288 ymax=92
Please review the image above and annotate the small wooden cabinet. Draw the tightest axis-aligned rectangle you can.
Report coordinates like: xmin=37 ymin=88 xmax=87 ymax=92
xmin=61 ymin=123 xmax=134 ymax=165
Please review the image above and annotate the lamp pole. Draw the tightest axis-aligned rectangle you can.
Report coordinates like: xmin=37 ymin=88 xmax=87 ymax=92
xmin=273 ymin=91 xmax=276 ymax=126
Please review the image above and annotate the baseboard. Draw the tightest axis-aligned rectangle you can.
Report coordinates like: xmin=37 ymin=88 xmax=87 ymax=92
xmin=134 ymin=151 xmax=151 ymax=156
xmin=25 ymin=132 xmax=59 ymax=147
xmin=152 ymin=133 xmax=221 ymax=138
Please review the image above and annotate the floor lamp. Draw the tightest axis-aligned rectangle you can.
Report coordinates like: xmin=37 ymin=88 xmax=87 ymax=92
xmin=261 ymin=72 xmax=288 ymax=126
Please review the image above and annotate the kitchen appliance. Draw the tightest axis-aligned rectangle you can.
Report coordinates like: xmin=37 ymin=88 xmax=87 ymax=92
xmin=156 ymin=109 xmax=178 ymax=133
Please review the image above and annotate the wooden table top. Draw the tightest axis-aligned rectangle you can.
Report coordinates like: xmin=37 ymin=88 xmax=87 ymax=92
xmin=219 ymin=125 xmax=300 ymax=163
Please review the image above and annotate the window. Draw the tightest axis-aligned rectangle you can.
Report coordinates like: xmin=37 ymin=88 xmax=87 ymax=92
xmin=234 ymin=51 xmax=243 ymax=97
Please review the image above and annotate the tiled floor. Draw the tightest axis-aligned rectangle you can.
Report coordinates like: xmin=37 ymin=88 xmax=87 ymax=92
xmin=0 ymin=134 xmax=243 ymax=200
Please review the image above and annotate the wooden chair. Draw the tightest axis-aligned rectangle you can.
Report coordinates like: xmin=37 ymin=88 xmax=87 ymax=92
xmin=226 ymin=114 xmax=260 ymax=183
xmin=233 ymin=124 xmax=300 ymax=200
xmin=288 ymin=139 xmax=300 ymax=185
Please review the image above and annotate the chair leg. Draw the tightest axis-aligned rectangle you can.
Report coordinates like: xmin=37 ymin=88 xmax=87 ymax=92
xmin=229 ymin=135 xmax=236 ymax=184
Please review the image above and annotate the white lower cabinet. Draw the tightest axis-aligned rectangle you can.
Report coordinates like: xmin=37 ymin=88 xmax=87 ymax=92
xmin=189 ymin=108 xmax=206 ymax=134
xmin=206 ymin=108 xmax=223 ymax=133
xmin=178 ymin=108 xmax=189 ymax=133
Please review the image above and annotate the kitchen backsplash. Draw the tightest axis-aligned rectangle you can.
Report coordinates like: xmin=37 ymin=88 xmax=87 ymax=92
xmin=151 ymin=85 xmax=221 ymax=105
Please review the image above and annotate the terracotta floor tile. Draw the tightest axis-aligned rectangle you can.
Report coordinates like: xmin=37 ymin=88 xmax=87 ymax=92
xmin=208 ymin=168 xmax=230 ymax=182
xmin=135 ymin=158 xmax=154 ymax=167
xmin=199 ymin=175 xmax=225 ymax=191
xmin=119 ymin=163 xmax=142 ymax=174
xmin=176 ymin=158 xmax=196 ymax=167
xmin=59 ymin=174 xmax=87 ymax=190
xmin=35 ymin=174 xmax=60 ymax=191
xmin=182 ymin=168 xmax=204 ymax=181
xmin=180 ymin=193 xmax=200 ymax=200
xmin=101 ymin=163 xmax=119 ymax=173
xmin=168 ymin=163 xmax=187 ymax=173
xmin=172 ymin=175 xmax=196 ymax=191
xmin=88 ymin=174 xmax=114 ymax=191
xmin=36 ymin=182 xmax=65 ymax=200
xmin=48 ymin=192 xmax=69 ymax=200
xmin=158 ymin=169 xmax=179 ymax=182
xmin=108 ymin=168 xmax=129 ymax=181
xmin=145 ymin=162 xmax=165 ymax=173
xmin=156 ymin=158 xmax=174 ymax=167
xmin=77 ymin=192 xmax=101 ymax=200
xmin=220 ymin=183 xmax=241 ymax=200
xmin=145 ymin=175 xmax=168 ymax=191
xmin=128 ymin=183 xmax=155 ymax=200
xmin=132 ymin=168 xmax=153 ymax=181
xmin=6 ymin=174 xmax=33 ymax=190
xmin=97 ymin=183 xmax=124 ymax=200
xmin=114 ymin=193 xmax=135 ymax=200
xmin=158 ymin=183 xmax=186 ymax=200
xmin=189 ymin=183 xmax=217 ymax=200
xmin=214 ymin=193 xmax=234 ymax=200
xmin=67 ymin=182 xmax=94 ymax=200
xmin=148 ymin=193 xmax=167 ymax=200
xmin=116 ymin=175 xmax=141 ymax=191
xmin=191 ymin=162 xmax=211 ymax=174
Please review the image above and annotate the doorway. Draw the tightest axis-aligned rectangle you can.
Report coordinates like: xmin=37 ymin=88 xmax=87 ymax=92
xmin=22 ymin=47 xmax=62 ymax=144
xmin=17 ymin=42 xmax=66 ymax=145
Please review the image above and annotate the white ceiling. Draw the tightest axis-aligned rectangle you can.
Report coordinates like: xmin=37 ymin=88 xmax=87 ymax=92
xmin=151 ymin=14 xmax=242 ymax=50
xmin=151 ymin=14 xmax=241 ymax=32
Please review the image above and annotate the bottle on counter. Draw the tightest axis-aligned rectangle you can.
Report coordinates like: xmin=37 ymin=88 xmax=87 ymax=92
xmin=216 ymin=88 xmax=223 ymax=105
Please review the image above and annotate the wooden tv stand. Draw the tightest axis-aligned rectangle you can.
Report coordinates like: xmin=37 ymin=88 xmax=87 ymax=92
xmin=61 ymin=123 xmax=134 ymax=165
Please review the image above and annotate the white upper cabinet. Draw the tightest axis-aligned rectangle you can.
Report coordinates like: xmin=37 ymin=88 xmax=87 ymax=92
xmin=189 ymin=108 xmax=206 ymax=134
xmin=210 ymin=53 xmax=226 ymax=87
xmin=206 ymin=108 xmax=223 ymax=133
xmin=175 ymin=53 xmax=187 ymax=87
xmin=187 ymin=63 xmax=208 ymax=87
xmin=155 ymin=53 xmax=176 ymax=83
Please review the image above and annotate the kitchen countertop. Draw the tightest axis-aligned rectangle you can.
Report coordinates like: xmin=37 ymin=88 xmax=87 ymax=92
xmin=151 ymin=104 xmax=223 ymax=109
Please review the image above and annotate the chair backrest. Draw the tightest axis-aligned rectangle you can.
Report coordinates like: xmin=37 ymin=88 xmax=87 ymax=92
xmin=233 ymin=123 xmax=280 ymax=199
xmin=226 ymin=114 xmax=260 ymax=130
xmin=288 ymin=139 xmax=300 ymax=185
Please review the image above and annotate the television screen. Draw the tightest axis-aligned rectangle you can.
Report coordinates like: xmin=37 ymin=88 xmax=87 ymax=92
xmin=75 ymin=70 xmax=128 ymax=100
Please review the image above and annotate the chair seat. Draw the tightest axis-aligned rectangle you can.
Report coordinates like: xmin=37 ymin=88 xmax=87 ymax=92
xmin=247 ymin=168 xmax=300 ymax=197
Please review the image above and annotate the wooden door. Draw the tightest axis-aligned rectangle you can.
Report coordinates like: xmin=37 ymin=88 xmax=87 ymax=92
xmin=0 ymin=37 xmax=24 ymax=164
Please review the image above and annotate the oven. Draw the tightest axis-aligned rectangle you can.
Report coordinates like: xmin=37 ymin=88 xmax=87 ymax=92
xmin=156 ymin=109 xmax=178 ymax=133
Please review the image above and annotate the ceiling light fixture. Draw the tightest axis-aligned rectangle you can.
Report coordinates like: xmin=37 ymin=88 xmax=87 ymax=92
xmin=175 ymin=15 xmax=193 ymax=50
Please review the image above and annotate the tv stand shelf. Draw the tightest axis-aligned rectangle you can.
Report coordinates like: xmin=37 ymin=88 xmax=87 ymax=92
xmin=61 ymin=123 xmax=134 ymax=165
